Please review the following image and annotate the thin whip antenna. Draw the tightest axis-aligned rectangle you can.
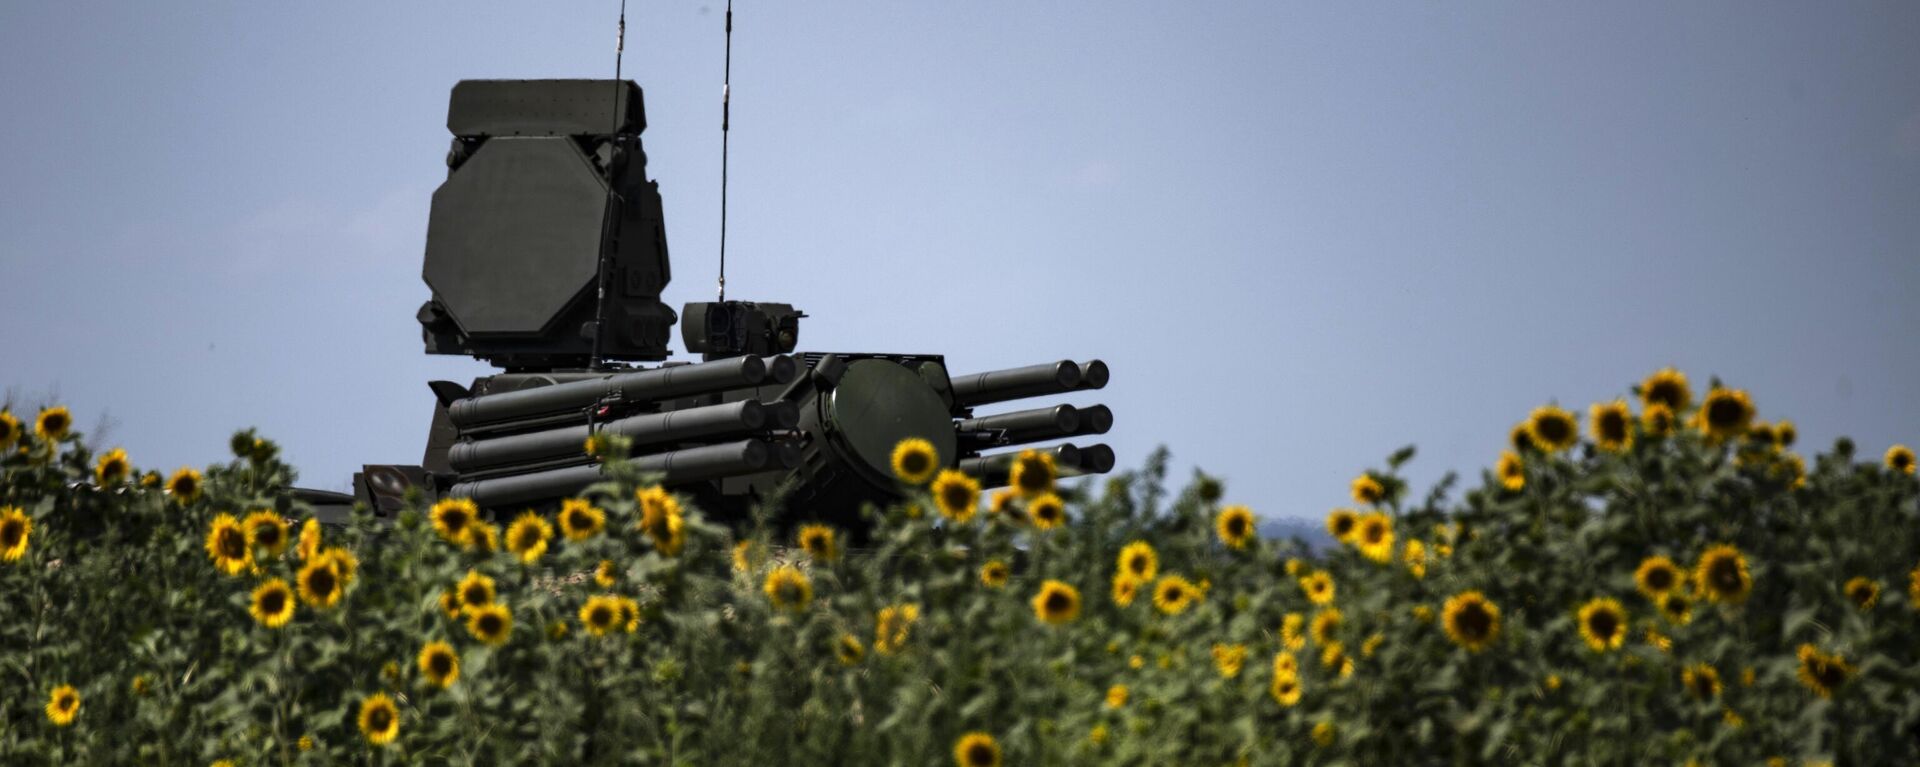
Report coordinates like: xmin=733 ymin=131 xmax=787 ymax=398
xmin=717 ymin=0 xmax=732 ymax=301
xmin=588 ymin=0 xmax=628 ymax=370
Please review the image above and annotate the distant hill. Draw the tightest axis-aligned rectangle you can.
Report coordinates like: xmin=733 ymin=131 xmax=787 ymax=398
xmin=1257 ymin=517 xmax=1334 ymax=553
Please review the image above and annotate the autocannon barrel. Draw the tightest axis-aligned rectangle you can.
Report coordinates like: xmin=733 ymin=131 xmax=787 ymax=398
xmin=956 ymin=404 xmax=1080 ymax=443
xmin=449 ymin=439 xmax=791 ymax=508
xmin=949 ymin=360 xmax=1082 ymax=407
xmin=447 ymin=355 xmax=796 ymax=428
xmin=446 ymin=399 xmax=784 ymax=472
xmin=1067 ymin=442 xmax=1116 ymax=474
xmin=1075 ymin=360 xmax=1109 ymax=391
xmin=1070 ymin=404 xmax=1113 ymax=437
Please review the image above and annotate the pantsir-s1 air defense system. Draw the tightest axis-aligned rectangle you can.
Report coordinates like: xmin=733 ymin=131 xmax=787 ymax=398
xmin=349 ymin=79 xmax=1114 ymax=529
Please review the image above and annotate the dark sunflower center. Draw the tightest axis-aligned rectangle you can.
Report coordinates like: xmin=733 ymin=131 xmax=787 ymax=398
xmin=1706 ymin=398 xmax=1744 ymax=428
xmin=779 ymin=581 xmax=804 ymax=602
xmin=1015 ymin=460 xmax=1047 ymax=491
xmin=1333 ymin=518 xmax=1354 ymax=535
xmin=443 ymin=510 xmax=469 ymax=531
xmin=1227 ymin=517 xmax=1247 ymax=535
xmin=513 ymin=528 xmax=539 ymax=549
xmin=369 ymin=708 xmax=392 ymax=730
xmin=174 ymin=478 xmax=197 ymax=495
xmin=567 ymin=510 xmax=589 ymax=529
xmin=1645 ymin=567 xmax=1674 ymax=591
xmin=1848 ymin=584 xmax=1873 ymax=604
xmin=1038 ymin=505 xmax=1060 ymax=522
xmin=1363 ymin=524 xmax=1385 ymax=544
xmin=1045 ymin=592 xmax=1072 ymax=613
xmin=1455 ymin=604 xmax=1492 ymax=638
xmin=309 ymin=568 xmax=337 ymax=595
xmin=256 ymin=525 xmax=281 ymax=547
xmin=942 ymin=484 xmax=971 ymax=509
xmin=1127 ymin=556 xmax=1147 ymax=575
xmin=1599 ymin=412 xmax=1628 ymax=441
xmin=1690 ymin=674 xmax=1716 ymax=697
xmin=260 ymin=589 xmax=286 ymax=613
xmin=478 ymin=614 xmax=503 ymax=634
xmin=1648 ymin=382 xmax=1681 ymax=408
xmin=1161 ymin=584 xmax=1184 ymax=602
xmin=1709 ymin=558 xmax=1743 ymax=592
xmin=1311 ymin=581 xmax=1327 ymax=595
xmin=43 ymin=414 xmax=68 ymax=432
xmin=1511 ymin=430 xmax=1534 ymax=451
xmin=901 ymin=450 xmax=930 ymax=474
xmin=1587 ymin=610 xmax=1619 ymax=639
xmin=1811 ymin=658 xmax=1846 ymax=688
xmin=1664 ymin=596 xmax=1686 ymax=614
xmin=462 ymin=585 xmax=486 ymax=605
xmin=58 ymin=694 xmax=76 ymax=711
xmin=1536 ymin=416 xmax=1571 ymax=443
xmin=590 ymin=606 xmax=614 ymax=627
xmin=103 ymin=458 xmax=126 ymax=476
xmin=430 ymin=654 xmax=452 ymax=675
xmin=965 ymin=744 xmax=995 ymax=766
xmin=218 ymin=529 xmax=247 ymax=559
xmin=1 ymin=520 xmax=22 ymax=546
xmin=1895 ymin=453 xmax=1915 ymax=470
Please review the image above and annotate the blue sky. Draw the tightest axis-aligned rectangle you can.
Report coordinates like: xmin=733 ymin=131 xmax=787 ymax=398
xmin=3 ymin=2 xmax=1917 ymax=519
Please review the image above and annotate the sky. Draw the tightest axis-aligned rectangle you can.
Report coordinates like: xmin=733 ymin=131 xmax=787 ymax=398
xmin=3 ymin=2 xmax=1917 ymax=520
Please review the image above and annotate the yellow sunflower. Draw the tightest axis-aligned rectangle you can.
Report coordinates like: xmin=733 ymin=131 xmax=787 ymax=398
xmin=1682 ymin=663 xmax=1721 ymax=700
xmin=1211 ymin=643 xmax=1248 ymax=678
xmin=1442 ymin=590 xmax=1501 ymax=652
xmin=1110 ymin=574 xmax=1138 ymax=605
xmin=1105 ymin=684 xmax=1128 ymax=708
xmin=1496 ymin=451 xmax=1525 ymax=491
xmin=1116 ymin=541 xmax=1158 ymax=582
xmin=505 ymin=511 xmax=552 ymax=565
xmin=582 ymin=434 xmax=609 ymax=459
xmin=317 ymin=547 xmax=358 ymax=586
xmin=204 ymin=514 xmax=253 ymax=576
xmin=616 ymin=595 xmax=640 ymax=633
xmin=296 ymin=518 xmax=322 ymax=561
xmin=357 ymin=692 xmax=400 ymax=746
xmin=418 ymin=641 xmax=459 ymax=688
xmin=731 ymin=540 xmax=760 ymax=574
xmin=890 ymin=437 xmax=939 ymax=485
xmin=1319 ymin=641 xmax=1347 ymax=671
xmin=34 ymin=406 xmax=71 ymax=441
xmin=835 ymin=633 xmax=865 ymax=665
xmin=1354 ymin=512 xmax=1394 ymax=564
xmin=874 ymin=603 xmax=921 ymax=654
xmin=244 ymin=511 xmax=289 ymax=557
xmin=1697 ymin=387 xmax=1755 ymax=441
xmin=1575 ymin=597 xmax=1626 ymax=653
xmin=594 ymin=559 xmax=619 ymax=589
xmin=1031 ymin=580 xmax=1081 ymax=625
xmin=1692 ymin=544 xmax=1752 ymax=604
xmin=296 ymin=559 xmax=344 ymax=609
xmin=0 ymin=411 xmax=19 ymax=448
xmin=1325 ymin=508 xmax=1359 ymax=543
xmin=1640 ymin=368 xmax=1691 ymax=411
xmin=1284 ymin=558 xmax=1305 ymax=575
xmin=95 ymin=447 xmax=130 ymax=486
xmin=1362 ymin=633 xmax=1384 ymax=658
xmin=1269 ymin=671 xmax=1303 ymax=707
xmin=1509 ymin=422 xmax=1535 ymax=453
xmin=1526 ymin=405 xmax=1579 ymax=453
xmin=1009 ymin=448 xmax=1057 ymax=499
xmin=469 ymin=521 xmax=499 ymax=553
xmin=1298 ymin=571 xmax=1335 ymax=606
xmin=1310 ymin=608 xmax=1342 ymax=646
xmin=1887 ymin=445 xmax=1916 ymax=475
xmin=428 ymin=497 xmax=479 ymax=547
xmin=557 ymin=498 xmax=605 ymax=541
xmin=1403 ymin=539 xmax=1427 ymax=579
xmin=986 ymin=489 xmax=1020 ymax=523
xmin=1796 ymin=644 xmax=1851 ymax=699
xmin=1280 ymin=613 xmax=1306 ymax=650
xmin=796 ymin=524 xmax=839 ymax=562
xmin=953 ymin=732 xmax=1001 ymax=767
xmin=466 ymin=603 xmax=513 ymax=646
xmin=1642 ymin=403 xmax=1676 ymax=438
xmin=1660 ymin=592 xmax=1693 ymax=626
xmin=167 ymin=467 xmax=204 ymax=505
xmin=1 ymin=506 xmax=32 ymax=562
xmin=1634 ymin=555 xmax=1683 ymax=599
xmin=249 ymin=578 xmax=295 ymax=628
xmin=1152 ymin=574 xmax=1200 ymax=615
xmin=763 ymin=565 xmax=812 ymax=612
xmin=1590 ymin=400 xmax=1634 ymax=453
xmin=455 ymin=570 xmax=496 ymax=612
xmin=1273 ymin=649 xmax=1299 ymax=677
xmin=636 ymin=485 xmax=686 ymax=555
xmin=1028 ymin=493 xmax=1067 ymax=530
xmin=1775 ymin=419 xmax=1797 ymax=447
xmin=45 ymin=684 xmax=80 ymax=726
xmin=1350 ymin=473 xmax=1385 ymax=505
xmin=438 ymin=591 xmax=462 ymax=620
xmin=1215 ymin=505 xmax=1255 ymax=549
xmin=930 ymin=469 xmax=980 ymax=523
xmin=579 ymin=594 xmax=623 ymax=636
xmin=980 ymin=559 xmax=1010 ymax=589
xmin=1843 ymin=576 xmax=1880 ymax=610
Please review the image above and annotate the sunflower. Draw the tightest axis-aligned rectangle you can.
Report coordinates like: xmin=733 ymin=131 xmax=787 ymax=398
xmin=1281 ymin=613 xmax=1306 ymax=650
xmin=318 ymin=547 xmax=358 ymax=586
xmin=1638 ymin=367 xmax=1691 ymax=411
xmin=34 ymin=406 xmax=71 ymax=441
xmin=1311 ymin=721 xmax=1336 ymax=747
xmin=45 ymin=684 xmax=80 ymax=726
xmin=1284 ymin=558 xmax=1304 ymax=575
xmin=985 ymin=489 xmax=1020 ymax=524
xmin=589 ymin=559 xmax=618 ymax=589
xmin=1683 ymin=663 xmax=1721 ymax=700
xmin=0 ymin=411 xmax=18 ymax=448
xmin=890 ymin=437 xmax=939 ymax=485
xmin=1354 ymin=512 xmax=1394 ymax=564
xmin=794 ymin=524 xmax=839 ymax=562
xmin=1590 ymin=400 xmax=1634 ymax=453
xmin=636 ymin=485 xmax=686 ymax=555
xmin=455 ymin=570 xmax=496 ymax=613
xmin=1215 ymin=505 xmax=1255 ymax=549
xmin=579 ymin=594 xmax=623 ymax=637
xmin=438 ymin=591 xmax=462 ymax=620
xmin=1032 ymin=580 xmax=1081 ymax=625
xmin=615 ymin=595 xmax=640 ymax=633
xmin=1152 ymin=574 xmax=1200 ymax=615
xmin=296 ymin=559 xmax=343 ymax=609
xmin=1298 ymin=571 xmax=1335 ymax=606
xmin=1105 ymin=684 xmax=1128 ymax=708
xmin=1526 ymin=405 xmax=1579 ymax=453
xmin=1442 ymin=591 xmax=1501 ymax=652
xmin=1319 ymin=641 xmax=1348 ymax=672
xmin=428 ymin=497 xmax=478 ymax=547
xmin=1403 ymin=539 xmax=1427 ymax=579
xmin=1325 ymin=508 xmax=1359 ymax=543
xmin=466 ymin=603 xmax=513 ymax=646
xmin=1697 ymin=387 xmax=1754 ymax=440
xmin=1843 ymin=576 xmax=1880 ymax=610
xmin=1361 ymin=633 xmax=1385 ymax=659
xmin=167 ymin=467 xmax=204 ymax=505
xmin=732 ymin=540 xmax=759 ymax=573
xmin=498 ymin=511 xmax=552 ymax=565
xmin=357 ymin=692 xmax=400 ymax=745
xmin=872 ymin=602 xmax=921 ymax=654
xmin=1887 ymin=445 xmax=1916 ymax=475
xmin=1116 ymin=541 xmax=1158 ymax=582
xmin=981 ymin=560 xmax=1010 ymax=589
xmin=1745 ymin=421 xmax=1778 ymax=449
xmin=1211 ymin=643 xmax=1248 ymax=678
xmin=1644 ymin=627 xmax=1672 ymax=653
xmin=803 ymin=632 xmax=853 ymax=670
xmin=1028 ymin=493 xmax=1067 ymax=530
xmin=1692 ymin=544 xmax=1752 ymax=604
xmin=1642 ymin=403 xmax=1676 ymax=437
xmin=1575 ymin=597 xmax=1626 ymax=652
xmin=1270 ymin=671 xmax=1302 ymax=706
xmin=244 ymin=511 xmax=289 ymax=557
xmin=245 ymin=577 xmax=295 ymax=628
xmin=581 ymin=433 xmax=609 ymax=459
xmin=1411 ymin=605 xmax=1434 ymax=623
xmin=1509 ymin=422 xmax=1535 ymax=453
xmin=0 ymin=506 xmax=31 ymax=562
xmin=296 ymin=518 xmax=322 ymax=561
xmin=418 ymin=641 xmax=459 ymax=688
xmin=95 ymin=447 xmax=130 ymax=486
xmin=1350 ymin=473 xmax=1385 ymax=505
xmin=1660 ymin=593 xmax=1692 ymax=625
xmin=471 ymin=521 xmax=500 ymax=553
xmin=557 ymin=498 xmax=605 ymax=541
xmin=1796 ymin=644 xmax=1851 ymax=699
xmin=763 ymin=565 xmax=812 ymax=612
xmin=953 ymin=732 xmax=1001 ymax=767
xmin=204 ymin=514 xmax=253 ymax=576
xmin=1634 ymin=555 xmax=1683 ymax=599
xmin=1496 ymin=451 xmax=1525 ymax=491
xmin=1310 ymin=608 xmax=1342 ymax=646
xmin=930 ymin=469 xmax=980 ymax=523
xmin=1009 ymin=449 xmax=1057 ymax=499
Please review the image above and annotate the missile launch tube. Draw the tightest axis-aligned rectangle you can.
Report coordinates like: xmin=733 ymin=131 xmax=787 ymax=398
xmin=446 ymin=399 xmax=776 ymax=472
xmin=447 ymin=355 xmax=796 ymax=428
xmin=449 ymin=439 xmax=779 ymax=507
xmin=949 ymin=360 xmax=1082 ymax=407
xmin=956 ymin=404 xmax=1080 ymax=442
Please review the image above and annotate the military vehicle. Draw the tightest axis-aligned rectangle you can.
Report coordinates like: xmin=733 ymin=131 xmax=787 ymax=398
xmin=334 ymin=79 xmax=1114 ymax=529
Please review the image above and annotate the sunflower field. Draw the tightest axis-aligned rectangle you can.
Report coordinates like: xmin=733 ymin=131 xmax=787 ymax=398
xmin=2 ymin=369 xmax=1918 ymax=766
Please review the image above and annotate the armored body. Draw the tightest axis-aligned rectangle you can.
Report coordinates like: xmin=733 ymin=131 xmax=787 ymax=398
xmin=348 ymin=79 xmax=1115 ymax=528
